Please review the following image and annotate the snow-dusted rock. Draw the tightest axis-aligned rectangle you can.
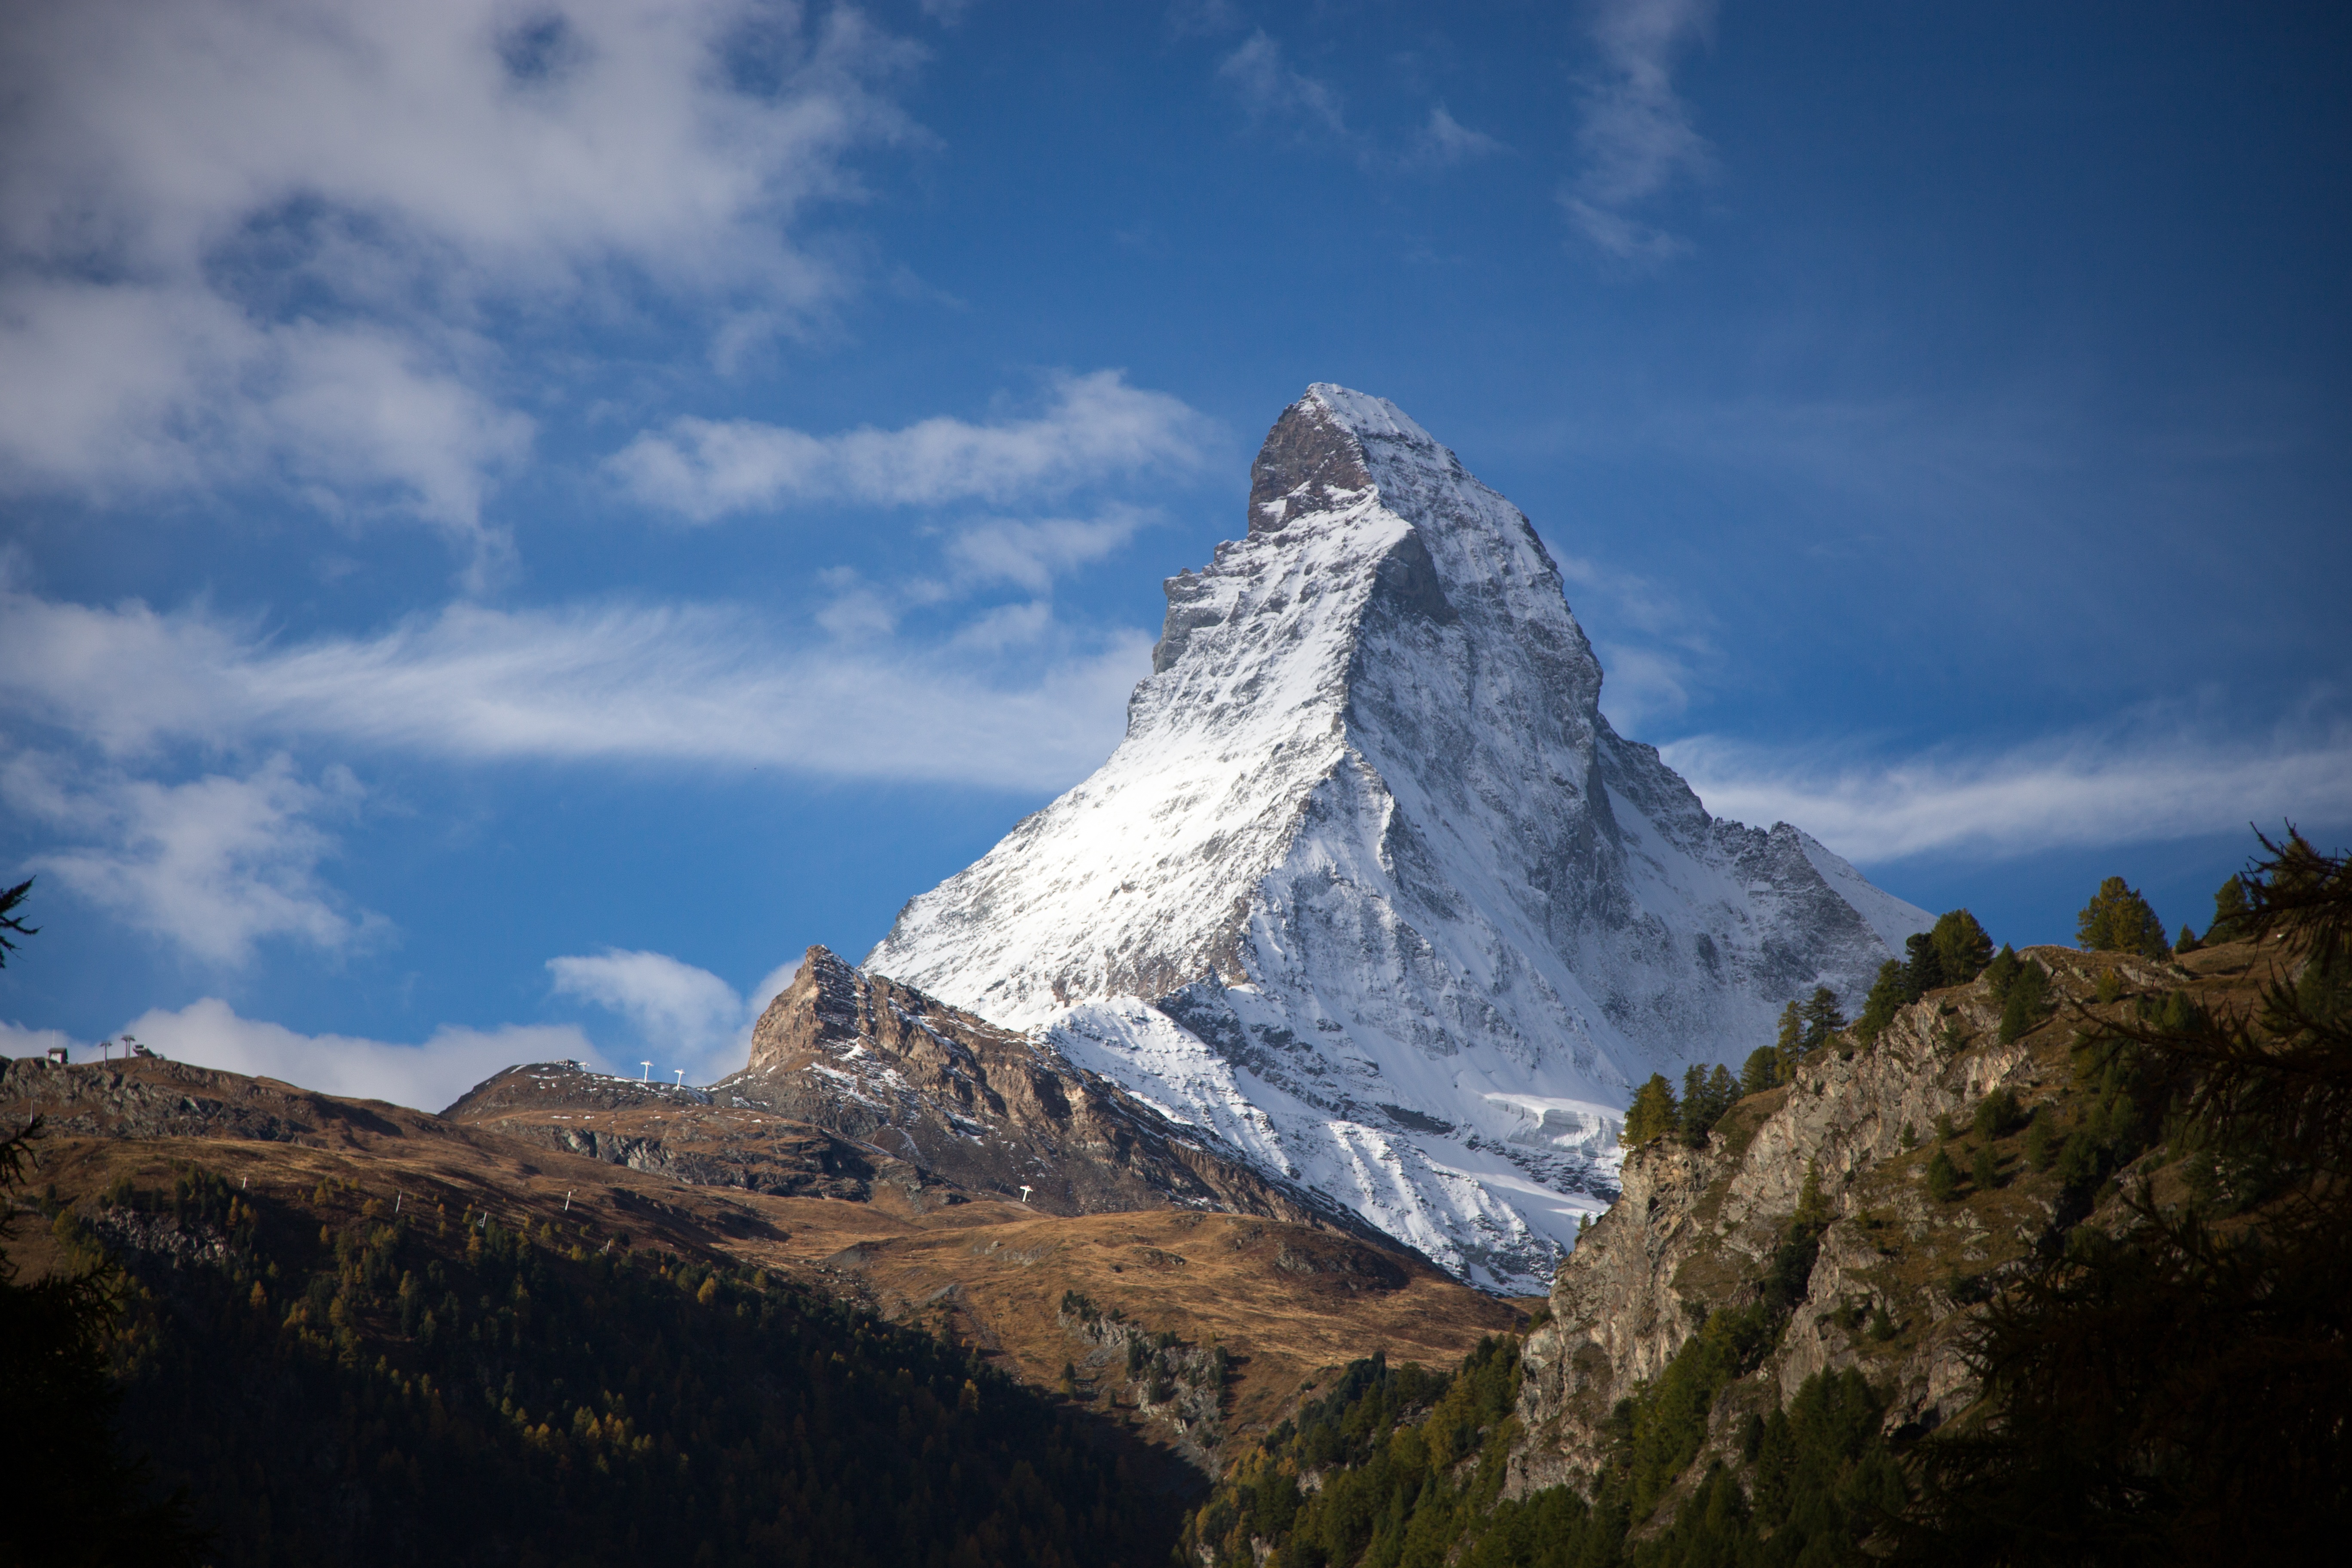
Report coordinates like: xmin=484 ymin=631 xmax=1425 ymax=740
xmin=868 ymin=386 xmax=1925 ymax=1289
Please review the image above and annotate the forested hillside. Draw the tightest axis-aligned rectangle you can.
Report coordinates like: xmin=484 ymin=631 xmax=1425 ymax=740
xmin=5 ymin=1155 xmax=1181 ymax=1566
xmin=1180 ymin=834 xmax=2349 ymax=1566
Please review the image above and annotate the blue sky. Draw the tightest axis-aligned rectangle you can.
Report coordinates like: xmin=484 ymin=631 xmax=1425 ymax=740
xmin=3 ymin=0 xmax=2346 ymax=1109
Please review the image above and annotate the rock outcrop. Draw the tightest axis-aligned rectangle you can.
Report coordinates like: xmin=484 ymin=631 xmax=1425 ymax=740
xmin=450 ymin=946 xmax=1403 ymax=1247
xmin=1509 ymin=945 xmax=2184 ymax=1502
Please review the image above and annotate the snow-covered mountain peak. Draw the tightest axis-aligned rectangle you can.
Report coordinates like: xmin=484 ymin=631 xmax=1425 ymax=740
xmin=867 ymin=386 xmax=1927 ymax=1289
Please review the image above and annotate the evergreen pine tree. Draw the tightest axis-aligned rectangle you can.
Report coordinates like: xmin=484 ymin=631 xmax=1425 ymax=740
xmin=1799 ymin=988 xmax=1847 ymax=1053
xmin=1926 ymin=1147 xmax=1959 ymax=1202
xmin=1904 ymin=931 xmax=1945 ymax=995
xmin=2174 ymin=923 xmax=2201 ymax=954
xmin=1984 ymin=943 xmax=2022 ymax=1001
xmin=1739 ymin=1046 xmax=1780 ymax=1097
xmin=1622 ymin=1075 xmax=1680 ymax=1147
xmin=1856 ymin=960 xmax=1910 ymax=1044
xmin=2025 ymin=1109 xmax=2054 ymax=1171
xmin=0 ymin=876 xmax=35 ymax=968
xmin=1999 ymin=959 xmax=2052 ymax=1043
xmin=1929 ymin=908 xmax=1996 ymax=984
xmin=2077 ymin=876 xmax=2170 ymax=961
xmin=2207 ymin=873 xmax=2254 ymax=944
xmin=1772 ymin=1001 xmax=1804 ymax=1081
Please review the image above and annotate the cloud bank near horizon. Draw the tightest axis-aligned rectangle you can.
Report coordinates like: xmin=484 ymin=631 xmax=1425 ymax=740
xmin=1668 ymin=721 xmax=2352 ymax=866
xmin=1 ymin=1004 xmax=601 ymax=1115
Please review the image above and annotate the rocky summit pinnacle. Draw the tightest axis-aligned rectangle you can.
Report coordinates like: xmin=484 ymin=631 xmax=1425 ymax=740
xmin=867 ymin=385 xmax=1928 ymax=1290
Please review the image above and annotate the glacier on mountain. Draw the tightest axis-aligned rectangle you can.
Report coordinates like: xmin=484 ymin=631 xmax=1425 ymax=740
xmin=867 ymin=386 xmax=1928 ymax=1290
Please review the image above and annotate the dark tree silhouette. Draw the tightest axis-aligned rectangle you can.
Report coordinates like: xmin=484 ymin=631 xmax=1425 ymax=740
xmin=0 ymin=876 xmax=35 ymax=968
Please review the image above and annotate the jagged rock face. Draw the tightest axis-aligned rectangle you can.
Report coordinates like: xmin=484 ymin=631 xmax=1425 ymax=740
xmin=868 ymin=385 xmax=1927 ymax=1290
xmin=721 ymin=946 xmax=1396 ymax=1240
xmin=1507 ymin=947 xmax=2182 ymax=1501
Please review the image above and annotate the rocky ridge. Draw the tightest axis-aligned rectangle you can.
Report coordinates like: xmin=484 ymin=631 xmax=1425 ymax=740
xmin=870 ymin=384 xmax=1928 ymax=1289
xmin=450 ymin=946 xmax=1400 ymax=1247
xmin=1507 ymin=942 xmax=2207 ymax=1506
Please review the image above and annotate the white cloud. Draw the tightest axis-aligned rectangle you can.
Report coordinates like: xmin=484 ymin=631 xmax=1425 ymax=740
xmin=548 ymin=948 xmax=800 ymax=1084
xmin=0 ymin=751 xmax=377 ymax=967
xmin=1666 ymin=721 xmax=2352 ymax=865
xmin=0 ymin=582 xmax=1152 ymax=793
xmin=943 ymin=508 xmax=1152 ymax=593
xmin=1548 ymin=543 xmax=1717 ymax=731
xmin=1216 ymin=31 xmax=1347 ymax=137
xmin=1409 ymin=105 xmax=1505 ymax=168
xmin=1562 ymin=0 xmax=1716 ymax=260
xmin=0 ymin=1020 xmax=77 ymax=1063
xmin=0 ymin=0 xmax=919 ymax=534
xmin=109 ymin=998 xmax=598 ymax=1112
xmin=610 ymin=371 xmax=1213 ymax=521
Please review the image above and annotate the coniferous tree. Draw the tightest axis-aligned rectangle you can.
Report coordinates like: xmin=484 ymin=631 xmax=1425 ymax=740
xmin=1984 ymin=943 xmax=2022 ymax=1001
xmin=2207 ymin=873 xmax=2255 ymax=944
xmin=1904 ymin=931 xmax=1945 ymax=995
xmin=1679 ymin=1065 xmax=1738 ymax=1143
xmin=2025 ymin=1108 xmax=2054 ymax=1171
xmin=1998 ymin=959 xmax=2052 ymax=1043
xmin=1857 ymin=960 xmax=1910 ymax=1043
xmin=1901 ymin=828 xmax=2352 ymax=1564
xmin=0 ymin=876 xmax=34 ymax=968
xmin=1926 ymin=1147 xmax=1960 ymax=1202
xmin=1622 ymin=1075 xmax=1680 ymax=1147
xmin=1739 ymin=1046 xmax=1781 ymax=1096
xmin=1929 ymin=908 xmax=1997 ymax=984
xmin=1799 ymin=988 xmax=1848 ymax=1053
xmin=2078 ymin=875 xmax=2171 ymax=961
xmin=1681 ymin=1064 xmax=1711 ymax=1138
xmin=1772 ymin=1001 xmax=1804 ymax=1080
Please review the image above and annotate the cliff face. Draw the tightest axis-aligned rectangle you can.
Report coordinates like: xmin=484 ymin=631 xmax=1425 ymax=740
xmin=728 ymin=946 xmax=1391 ymax=1238
xmin=1509 ymin=944 xmax=2184 ymax=1498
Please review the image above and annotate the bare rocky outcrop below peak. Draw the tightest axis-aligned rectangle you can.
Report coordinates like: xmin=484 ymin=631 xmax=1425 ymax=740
xmin=1508 ymin=944 xmax=2194 ymax=1502
xmin=727 ymin=947 xmax=1404 ymax=1243
xmin=448 ymin=947 xmax=1410 ymax=1251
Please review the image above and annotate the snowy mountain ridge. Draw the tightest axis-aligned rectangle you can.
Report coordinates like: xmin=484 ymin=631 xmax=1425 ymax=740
xmin=867 ymin=386 xmax=1927 ymax=1289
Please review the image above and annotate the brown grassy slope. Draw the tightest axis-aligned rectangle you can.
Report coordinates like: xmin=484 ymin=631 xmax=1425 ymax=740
xmin=2 ymin=1054 xmax=1519 ymax=1464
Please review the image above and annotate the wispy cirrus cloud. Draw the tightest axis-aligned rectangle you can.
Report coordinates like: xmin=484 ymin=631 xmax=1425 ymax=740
xmin=1550 ymin=545 xmax=1720 ymax=732
xmin=610 ymin=371 xmax=1215 ymax=521
xmin=0 ymin=582 xmax=1150 ymax=794
xmin=0 ymin=0 xmax=921 ymax=543
xmin=1666 ymin=716 xmax=2352 ymax=865
xmin=1561 ymin=0 xmax=1717 ymax=261
xmin=1216 ymin=30 xmax=1348 ymax=138
xmin=1409 ymin=105 xmax=1506 ymax=168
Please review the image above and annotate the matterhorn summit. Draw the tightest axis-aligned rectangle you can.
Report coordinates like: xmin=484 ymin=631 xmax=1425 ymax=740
xmin=869 ymin=386 xmax=1926 ymax=1288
